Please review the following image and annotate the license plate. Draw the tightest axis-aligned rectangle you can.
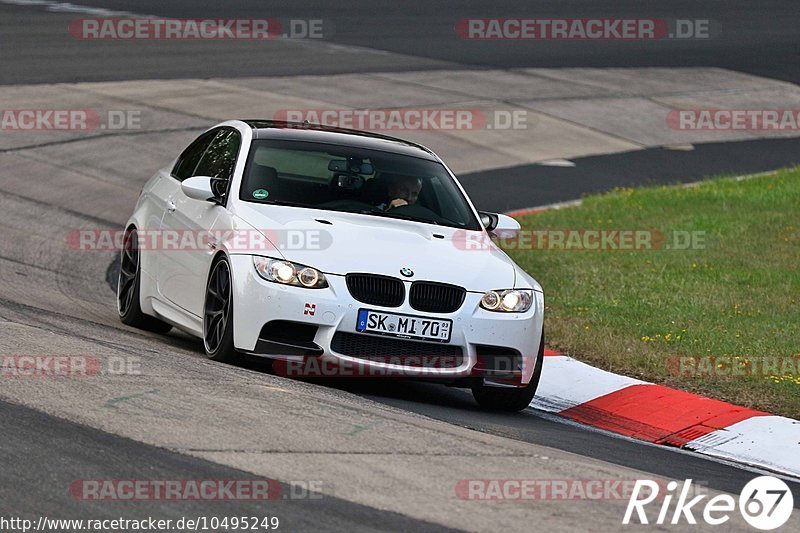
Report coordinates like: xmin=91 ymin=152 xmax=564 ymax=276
xmin=356 ymin=309 xmax=452 ymax=343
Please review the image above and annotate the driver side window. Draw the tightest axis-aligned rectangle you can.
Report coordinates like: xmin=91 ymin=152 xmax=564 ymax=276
xmin=172 ymin=130 xmax=216 ymax=182
xmin=194 ymin=129 xmax=241 ymax=197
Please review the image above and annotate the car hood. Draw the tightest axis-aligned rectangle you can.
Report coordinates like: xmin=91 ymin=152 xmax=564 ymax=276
xmin=234 ymin=203 xmax=516 ymax=292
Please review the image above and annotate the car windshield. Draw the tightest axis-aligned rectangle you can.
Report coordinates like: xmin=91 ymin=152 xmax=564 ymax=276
xmin=239 ymin=139 xmax=481 ymax=230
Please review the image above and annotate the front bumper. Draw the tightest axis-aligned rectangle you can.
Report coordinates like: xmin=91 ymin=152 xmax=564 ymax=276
xmin=229 ymin=255 xmax=544 ymax=385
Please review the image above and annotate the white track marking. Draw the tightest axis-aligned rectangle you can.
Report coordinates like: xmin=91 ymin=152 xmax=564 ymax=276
xmin=532 ymin=355 xmax=646 ymax=412
xmin=686 ymin=416 xmax=800 ymax=478
xmin=0 ymin=0 xmax=149 ymax=17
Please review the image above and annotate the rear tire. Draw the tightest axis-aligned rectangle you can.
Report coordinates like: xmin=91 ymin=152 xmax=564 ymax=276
xmin=471 ymin=330 xmax=544 ymax=412
xmin=117 ymin=228 xmax=172 ymax=334
xmin=203 ymin=256 xmax=239 ymax=363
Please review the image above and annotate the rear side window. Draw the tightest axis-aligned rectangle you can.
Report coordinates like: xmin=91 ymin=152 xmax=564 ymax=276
xmin=172 ymin=131 xmax=216 ymax=181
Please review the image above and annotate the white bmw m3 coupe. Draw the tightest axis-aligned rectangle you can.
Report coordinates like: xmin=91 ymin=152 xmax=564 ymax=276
xmin=118 ymin=120 xmax=544 ymax=411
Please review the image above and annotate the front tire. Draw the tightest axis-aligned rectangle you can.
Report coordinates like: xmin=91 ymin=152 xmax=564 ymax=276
xmin=117 ymin=228 xmax=172 ymax=333
xmin=203 ymin=256 xmax=239 ymax=363
xmin=471 ymin=330 xmax=544 ymax=412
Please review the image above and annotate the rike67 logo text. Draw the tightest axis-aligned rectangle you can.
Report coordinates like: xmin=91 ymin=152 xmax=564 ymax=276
xmin=624 ymin=477 xmax=793 ymax=530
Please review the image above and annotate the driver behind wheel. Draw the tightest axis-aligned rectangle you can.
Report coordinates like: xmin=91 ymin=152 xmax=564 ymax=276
xmin=381 ymin=174 xmax=422 ymax=210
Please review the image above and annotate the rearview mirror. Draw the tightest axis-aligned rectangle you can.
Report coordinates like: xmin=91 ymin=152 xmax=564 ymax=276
xmin=328 ymin=159 xmax=374 ymax=175
xmin=181 ymin=176 xmax=216 ymax=201
xmin=334 ymin=173 xmax=365 ymax=190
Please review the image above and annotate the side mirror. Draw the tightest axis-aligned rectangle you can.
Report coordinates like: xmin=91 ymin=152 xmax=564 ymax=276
xmin=479 ymin=211 xmax=498 ymax=231
xmin=479 ymin=211 xmax=520 ymax=237
xmin=181 ymin=176 xmax=216 ymax=201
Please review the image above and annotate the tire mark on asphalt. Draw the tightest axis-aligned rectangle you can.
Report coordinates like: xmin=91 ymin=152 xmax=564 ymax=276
xmin=0 ymin=188 xmax=122 ymax=227
xmin=0 ymin=253 xmax=109 ymax=292
xmin=344 ymin=423 xmax=374 ymax=436
xmin=0 ymin=253 xmax=65 ymax=276
xmin=0 ymin=126 xmax=203 ymax=154
xmin=104 ymin=389 xmax=160 ymax=410
xmin=12 ymin=149 xmax=144 ymax=192
xmin=0 ymin=296 xmax=181 ymax=357
xmin=71 ymin=84 xmax=223 ymax=123
xmin=171 ymin=449 xmax=544 ymax=457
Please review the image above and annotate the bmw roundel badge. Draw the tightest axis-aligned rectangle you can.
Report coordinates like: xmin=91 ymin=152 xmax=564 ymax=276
xmin=400 ymin=267 xmax=414 ymax=277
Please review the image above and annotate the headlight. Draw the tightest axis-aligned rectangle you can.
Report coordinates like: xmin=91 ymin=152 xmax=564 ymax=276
xmin=480 ymin=289 xmax=533 ymax=313
xmin=253 ymin=257 xmax=328 ymax=289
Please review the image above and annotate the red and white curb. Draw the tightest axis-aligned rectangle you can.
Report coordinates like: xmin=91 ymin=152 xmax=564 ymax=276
xmin=508 ymin=198 xmax=799 ymax=477
xmin=533 ymin=351 xmax=800 ymax=477
xmin=505 ymin=199 xmax=582 ymax=218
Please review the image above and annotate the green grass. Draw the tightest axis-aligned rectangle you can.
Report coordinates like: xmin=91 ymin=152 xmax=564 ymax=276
xmin=509 ymin=167 xmax=800 ymax=418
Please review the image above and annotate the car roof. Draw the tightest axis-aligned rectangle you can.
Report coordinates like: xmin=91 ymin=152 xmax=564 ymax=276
xmin=242 ymin=120 xmax=439 ymax=161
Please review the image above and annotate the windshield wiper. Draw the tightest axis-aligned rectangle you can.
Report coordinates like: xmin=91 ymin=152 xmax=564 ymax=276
xmin=357 ymin=209 xmax=439 ymax=225
xmin=255 ymin=199 xmax=313 ymax=208
xmin=254 ymin=201 xmax=446 ymax=227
